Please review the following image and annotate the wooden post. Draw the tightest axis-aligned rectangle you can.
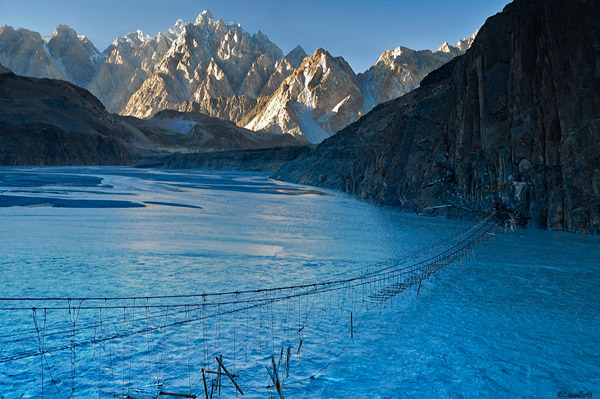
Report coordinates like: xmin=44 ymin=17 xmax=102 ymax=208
xmin=265 ymin=355 xmax=285 ymax=399
xmin=285 ymin=346 xmax=291 ymax=378
xmin=202 ymin=369 xmax=209 ymax=399
xmin=350 ymin=312 xmax=354 ymax=339
xmin=217 ymin=355 xmax=222 ymax=396
xmin=417 ymin=279 xmax=422 ymax=296
xmin=278 ymin=345 xmax=284 ymax=369
xmin=296 ymin=339 xmax=303 ymax=355
xmin=271 ymin=354 xmax=281 ymax=393
xmin=265 ymin=365 xmax=279 ymax=397
xmin=159 ymin=393 xmax=197 ymax=398
xmin=215 ymin=356 xmax=244 ymax=396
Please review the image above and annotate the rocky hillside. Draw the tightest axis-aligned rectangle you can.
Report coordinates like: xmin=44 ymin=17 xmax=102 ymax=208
xmin=275 ymin=0 xmax=600 ymax=234
xmin=0 ymin=65 xmax=150 ymax=165
xmin=0 ymin=12 xmax=473 ymax=143
xmin=128 ymin=109 xmax=301 ymax=153
xmin=136 ymin=145 xmax=309 ymax=172
xmin=0 ymin=65 xmax=300 ymax=165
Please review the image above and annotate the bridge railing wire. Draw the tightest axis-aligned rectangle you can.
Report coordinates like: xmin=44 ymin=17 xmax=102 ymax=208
xmin=0 ymin=212 xmax=499 ymax=397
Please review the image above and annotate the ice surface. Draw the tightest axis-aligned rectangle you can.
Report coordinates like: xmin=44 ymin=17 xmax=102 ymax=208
xmin=0 ymin=167 xmax=597 ymax=398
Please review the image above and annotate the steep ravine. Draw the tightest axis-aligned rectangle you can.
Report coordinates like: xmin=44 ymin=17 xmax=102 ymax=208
xmin=275 ymin=0 xmax=600 ymax=234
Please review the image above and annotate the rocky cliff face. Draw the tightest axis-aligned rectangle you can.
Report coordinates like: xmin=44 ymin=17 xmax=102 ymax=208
xmin=276 ymin=0 xmax=600 ymax=234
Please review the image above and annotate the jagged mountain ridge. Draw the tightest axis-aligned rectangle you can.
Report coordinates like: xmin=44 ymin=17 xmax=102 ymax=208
xmin=89 ymin=19 xmax=186 ymax=113
xmin=359 ymin=32 xmax=479 ymax=106
xmin=0 ymin=25 xmax=101 ymax=88
xmin=0 ymin=11 xmax=474 ymax=143
xmin=245 ymin=48 xmax=368 ymax=143
xmin=120 ymin=11 xmax=287 ymax=119
xmin=247 ymin=38 xmax=475 ymax=143
xmin=275 ymin=0 xmax=600 ymax=233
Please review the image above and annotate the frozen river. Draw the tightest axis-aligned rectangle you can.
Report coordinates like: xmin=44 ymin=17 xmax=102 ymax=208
xmin=0 ymin=167 xmax=598 ymax=398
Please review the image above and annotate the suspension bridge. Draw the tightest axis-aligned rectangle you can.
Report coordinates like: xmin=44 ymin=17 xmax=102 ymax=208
xmin=0 ymin=213 xmax=499 ymax=398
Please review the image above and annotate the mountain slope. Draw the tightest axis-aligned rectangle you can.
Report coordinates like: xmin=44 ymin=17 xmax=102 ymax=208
xmin=245 ymin=48 xmax=368 ymax=143
xmin=359 ymin=34 xmax=476 ymax=106
xmin=121 ymin=11 xmax=285 ymax=119
xmin=275 ymin=0 xmax=600 ymax=233
xmin=0 ymin=65 xmax=301 ymax=165
xmin=0 ymin=64 xmax=151 ymax=165
xmin=0 ymin=25 xmax=101 ymax=88
xmin=244 ymin=39 xmax=474 ymax=144
xmin=128 ymin=109 xmax=301 ymax=153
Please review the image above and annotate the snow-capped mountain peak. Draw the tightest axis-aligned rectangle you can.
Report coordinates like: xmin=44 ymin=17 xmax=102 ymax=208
xmin=436 ymin=41 xmax=452 ymax=53
xmin=454 ymin=31 xmax=478 ymax=52
xmin=195 ymin=10 xmax=214 ymax=26
xmin=361 ymin=33 xmax=475 ymax=106
xmin=391 ymin=46 xmax=405 ymax=58
xmin=244 ymin=47 xmax=365 ymax=143
xmin=168 ymin=19 xmax=186 ymax=37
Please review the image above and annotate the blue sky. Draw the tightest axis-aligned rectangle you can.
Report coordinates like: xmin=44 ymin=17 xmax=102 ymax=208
xmin=1 ymin=0 xmax=510 ymax=73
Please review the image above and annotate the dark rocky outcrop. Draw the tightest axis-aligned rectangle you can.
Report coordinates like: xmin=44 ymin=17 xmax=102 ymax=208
xmin=136 ymin=145 xmax=310 ymax=172
xmin=128 ymin=109 xmax=302 ymax=153
xmin=0 ymin=64 xmax=154 ymax=165
xmin=275 ymin=0 xmax=600 ymax=233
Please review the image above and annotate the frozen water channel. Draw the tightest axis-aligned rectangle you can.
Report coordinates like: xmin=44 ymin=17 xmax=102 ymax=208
xmin=0 ymin=167 xmax=598 ymax=398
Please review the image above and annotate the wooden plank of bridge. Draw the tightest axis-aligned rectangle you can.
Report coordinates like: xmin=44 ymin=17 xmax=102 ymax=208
xmin=159 ymin=392 xmax=197 ymax=398
xmin=266 ymin=354 xmax=285 ymax=399
xmin=271 ymin=354 xmax=282 ymax=393
xmin=217 ymin=355 xmax=222 ymax=396
xmin=203 ymin=369 xmax=239 ymax=378
xmin=215 ymin=355 xmax=244 ymax=396
xmin=285 ymin=345 xmax=291 ymax=378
